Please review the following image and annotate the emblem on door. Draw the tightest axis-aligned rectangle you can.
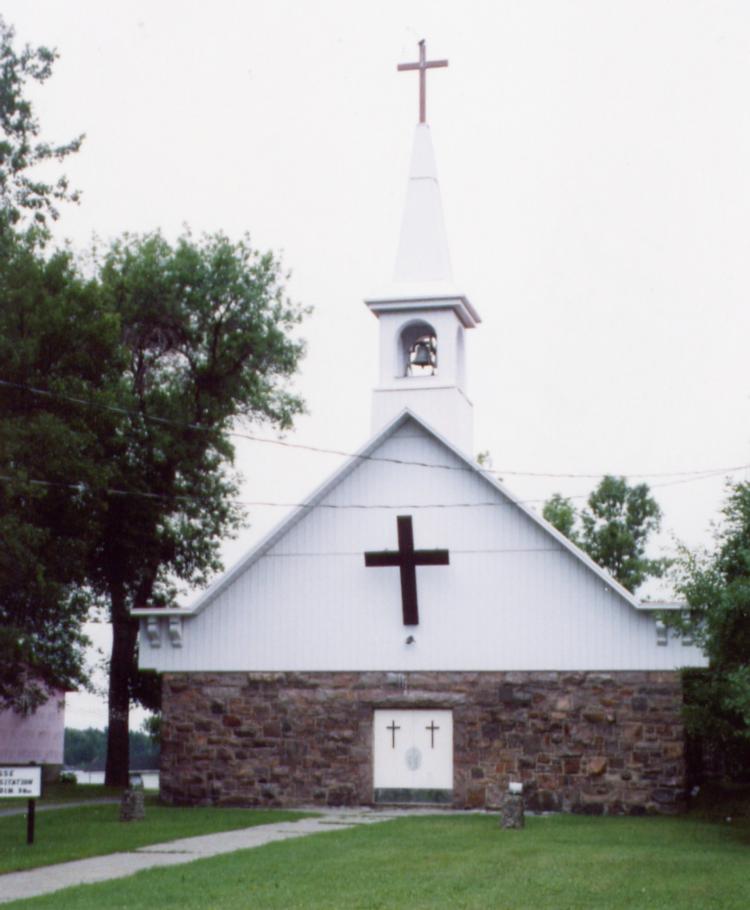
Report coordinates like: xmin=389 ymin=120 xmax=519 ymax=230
xmin=405 ymin=747 xmax=422 ymax=771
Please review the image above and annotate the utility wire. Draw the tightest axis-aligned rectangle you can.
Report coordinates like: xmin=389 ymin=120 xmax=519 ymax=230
xmin=0 ymin=461 xmax=742 ymax=512
xmin=260 ymin=547 xmax=565 ymax=557
xmin=0 ymin=470 xmax=540 ymax=508
xmin=2 ymin=377 xmax=747 ymax=482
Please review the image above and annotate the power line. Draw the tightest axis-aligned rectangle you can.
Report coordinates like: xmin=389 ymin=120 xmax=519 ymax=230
xmin=0 ymin=460 xmax=742 ymax=512
xmin=2 ymin=376 xmax=747 ymax=482
xmin=0 ymin=470 xmax=533 ymax=508
xmin=260 ymin=547 xmax=565 ymax=557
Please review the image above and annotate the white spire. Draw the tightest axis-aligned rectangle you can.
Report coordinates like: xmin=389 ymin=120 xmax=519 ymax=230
xmin=366 ymin=122 xmax=479 ymax=325
xmin=393 ymin=123 xmax=453 ymax=286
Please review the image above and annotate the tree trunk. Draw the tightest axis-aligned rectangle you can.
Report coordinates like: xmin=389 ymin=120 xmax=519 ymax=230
xmin=105 ymin=588 xmax=138 ymax=787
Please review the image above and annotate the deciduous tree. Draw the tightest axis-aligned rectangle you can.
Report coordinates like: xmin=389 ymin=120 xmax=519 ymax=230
xmin=0 ymin=233 xmax=120 ymax=711
xmin=0 ymin=21 xmax=309 ymax=790
xmin=0 ymin=16 xmax=90 ymax=710
xmin=669 ymin=482 xmax=750 ymax=753
xmin=579 ymin=476 xmax=665 ymax=593
xmin=542 ymin=476 xmax=665 ymax=593
xmin=542 ymin=493 xmax=578 ymax=544
xmin=88 ymin=231 xmax=307 ymax=785
xmin=0 ymin=15 xmax=82 ymax=233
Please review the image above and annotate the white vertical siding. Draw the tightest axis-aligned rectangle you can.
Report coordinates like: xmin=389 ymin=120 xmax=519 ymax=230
xmin=139 ymin=418 xmax=706 ymax=673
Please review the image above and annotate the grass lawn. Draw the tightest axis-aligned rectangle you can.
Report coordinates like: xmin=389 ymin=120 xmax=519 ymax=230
xmin=0 ymin=783 xmax=126 ymax=810
xmin=4 ymin=812 xmax=749 ymax=910
xmin=0 ymin=798 xmax=312 ymax=875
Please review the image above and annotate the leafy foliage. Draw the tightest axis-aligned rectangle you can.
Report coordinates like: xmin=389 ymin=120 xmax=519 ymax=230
xmin=0 ymin=15 xmax=83 ymax=232
xmin=0 ymin=18 xmax=308 ymax=783
xmin=64 ymin=726 xmax=160 ymax=770
xmin=542 ymin=477 xmax=665 ymax=593
xmin=579 ymin=476 xmax=665 ymax=592
xmin=0 ymin=17 xmax=88 ymax=710
xmin=89 ymin=230 xmax=306 ymax=609
xmin=669 ymin=482 xmax=750 ymax=753
xmin=1 ymin=230 xmax=307 ymax=765
xmin=0 ymin=232 xmax=120 ymax=710
xmin=64 ymin=230 xmax=308 ymax=785
xmin=542 ymin=493 xmax=579 ymax=543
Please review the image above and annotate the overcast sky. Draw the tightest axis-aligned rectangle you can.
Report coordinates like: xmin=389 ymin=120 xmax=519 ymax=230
xmin=5 ymin=1 xmax=750 ymax=728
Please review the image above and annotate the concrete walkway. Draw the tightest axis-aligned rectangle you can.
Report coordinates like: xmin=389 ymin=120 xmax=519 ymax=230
xmin=0 ymin=807 xmax=449 ymax=904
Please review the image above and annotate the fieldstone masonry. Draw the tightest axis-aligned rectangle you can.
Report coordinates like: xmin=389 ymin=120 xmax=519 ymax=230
xmin=160 ymin=670 xmax=686 ymax=814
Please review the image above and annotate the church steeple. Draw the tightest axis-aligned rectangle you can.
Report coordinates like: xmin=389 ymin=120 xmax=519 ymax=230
xmin=393 ymin=123 xmax=453 ymax=288
xmin=364 ymin=41 xmax=480 ymax=454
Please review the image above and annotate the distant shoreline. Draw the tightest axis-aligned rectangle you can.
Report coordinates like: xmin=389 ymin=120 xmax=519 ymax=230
xmin=67 ymin=770 xmax=160 ymax=789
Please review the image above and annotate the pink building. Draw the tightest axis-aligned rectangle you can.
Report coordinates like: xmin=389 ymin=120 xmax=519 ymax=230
xmin=0 ymin=690 xmax=66 ymax=772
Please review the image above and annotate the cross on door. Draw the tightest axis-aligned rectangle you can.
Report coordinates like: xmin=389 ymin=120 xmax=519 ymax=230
xmin=387 ymin=720 xmax=400 ymax=749
xmin=426 ymin=721 xmax=440 ymax=748
xmin=364 ymin=515 xmax=450 ymax=625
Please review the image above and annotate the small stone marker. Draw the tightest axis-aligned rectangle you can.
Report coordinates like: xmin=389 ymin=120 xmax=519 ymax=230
xmin=500 ymin=782 xmax=524 ymax=829
xmin=120 ymin=773 xmax=145 ymax=822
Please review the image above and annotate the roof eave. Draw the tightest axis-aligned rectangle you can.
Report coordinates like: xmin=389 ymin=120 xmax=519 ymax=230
xmin=364 ymin=293 xmax=480 ymax=328
xmin=397 ymin=412 xmax=644 ymax=612
xmin=136 ymin=407 xmax=646 ymax=620
xmin=138 ymin=410 xmax=423 ymax=618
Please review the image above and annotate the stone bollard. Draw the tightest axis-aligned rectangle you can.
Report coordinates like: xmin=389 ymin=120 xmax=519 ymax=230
xmin=500 ymin=782 xmax=524 ymax=829
xmin=120 ymin=773 xmax=145 ymax=822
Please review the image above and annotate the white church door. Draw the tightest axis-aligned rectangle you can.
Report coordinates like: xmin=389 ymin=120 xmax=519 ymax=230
xmin=373 ymin=709 xmax=453 ymax=804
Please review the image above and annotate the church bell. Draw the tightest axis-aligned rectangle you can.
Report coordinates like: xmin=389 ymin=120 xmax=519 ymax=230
xmin=412 ymin=340 xmax=433 ymax=367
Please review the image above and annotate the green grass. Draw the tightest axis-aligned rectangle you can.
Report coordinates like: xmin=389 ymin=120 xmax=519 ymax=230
xmin=0 ymin=798 xmax=312 ymax=874
xmin=39 ymin=782 xmax=130 ymax=801
xmin=0 ymin=783 xmax=125 ymax=809
xmin=4 ymin=813 xmax=750 ymax=910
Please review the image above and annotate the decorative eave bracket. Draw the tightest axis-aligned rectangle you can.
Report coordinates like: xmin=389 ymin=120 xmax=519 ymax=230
xmin=168 ymin=617 xmax=183 ymax=648
xmin=145 ymin=616 xmax=161 ymax=649
xmin=141 ymin=614 xmax=184 ymax=649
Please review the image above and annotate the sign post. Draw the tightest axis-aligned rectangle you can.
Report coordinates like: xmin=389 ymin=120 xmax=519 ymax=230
xmin=0 ymin=767 xmax=43 ymax=845
xmin=27 ymin=798 xmax=35 ymax=845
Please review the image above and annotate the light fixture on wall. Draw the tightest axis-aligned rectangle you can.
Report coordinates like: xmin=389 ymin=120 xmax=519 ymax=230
xmin=405 ymin=635 xmax=416 ymax=645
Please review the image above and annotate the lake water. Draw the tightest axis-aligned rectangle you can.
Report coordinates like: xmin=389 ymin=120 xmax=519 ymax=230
xmin=69 ymin=770 xmax=160 ymax=790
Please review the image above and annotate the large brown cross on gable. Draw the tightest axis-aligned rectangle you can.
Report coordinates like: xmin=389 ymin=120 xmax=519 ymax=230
xmin=397 ymin=39 xmax=448 ymax=124
xmin=364 ymin=515 xmax=449 ymax=626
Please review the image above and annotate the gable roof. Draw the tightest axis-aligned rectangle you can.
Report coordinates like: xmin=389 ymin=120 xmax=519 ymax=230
xmin=131 ymin=408 xmax=642 ymax=619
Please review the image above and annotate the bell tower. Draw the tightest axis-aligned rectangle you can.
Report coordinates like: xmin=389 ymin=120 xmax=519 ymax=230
xmin=365 ymin=42 xmax=480 ymax=454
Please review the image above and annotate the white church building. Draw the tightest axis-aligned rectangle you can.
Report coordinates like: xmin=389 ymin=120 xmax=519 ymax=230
xmin=135 ymin=44 xmax=704 ymax=814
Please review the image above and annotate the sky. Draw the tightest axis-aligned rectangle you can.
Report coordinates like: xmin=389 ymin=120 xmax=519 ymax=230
xmin=4 ymin=1 xmax=750 ymax=728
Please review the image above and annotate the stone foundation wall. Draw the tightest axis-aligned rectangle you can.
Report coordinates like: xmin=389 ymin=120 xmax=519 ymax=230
xmin=160 ymin=670 xmax=685 ymax=814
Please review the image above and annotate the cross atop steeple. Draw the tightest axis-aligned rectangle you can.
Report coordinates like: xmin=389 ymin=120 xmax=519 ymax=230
xmin=397 ymin=39 xmax=448 ymax=124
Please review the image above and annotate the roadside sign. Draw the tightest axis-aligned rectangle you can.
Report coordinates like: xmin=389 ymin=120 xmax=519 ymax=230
xmin=0 ymin=767 xmax=43 ymax=845
xmin=0 ymin=767 xmax=42 ymax=798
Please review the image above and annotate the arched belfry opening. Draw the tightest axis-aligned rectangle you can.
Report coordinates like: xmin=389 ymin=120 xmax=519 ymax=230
xmin=400 ymin=320 xmax=437 ymax=377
